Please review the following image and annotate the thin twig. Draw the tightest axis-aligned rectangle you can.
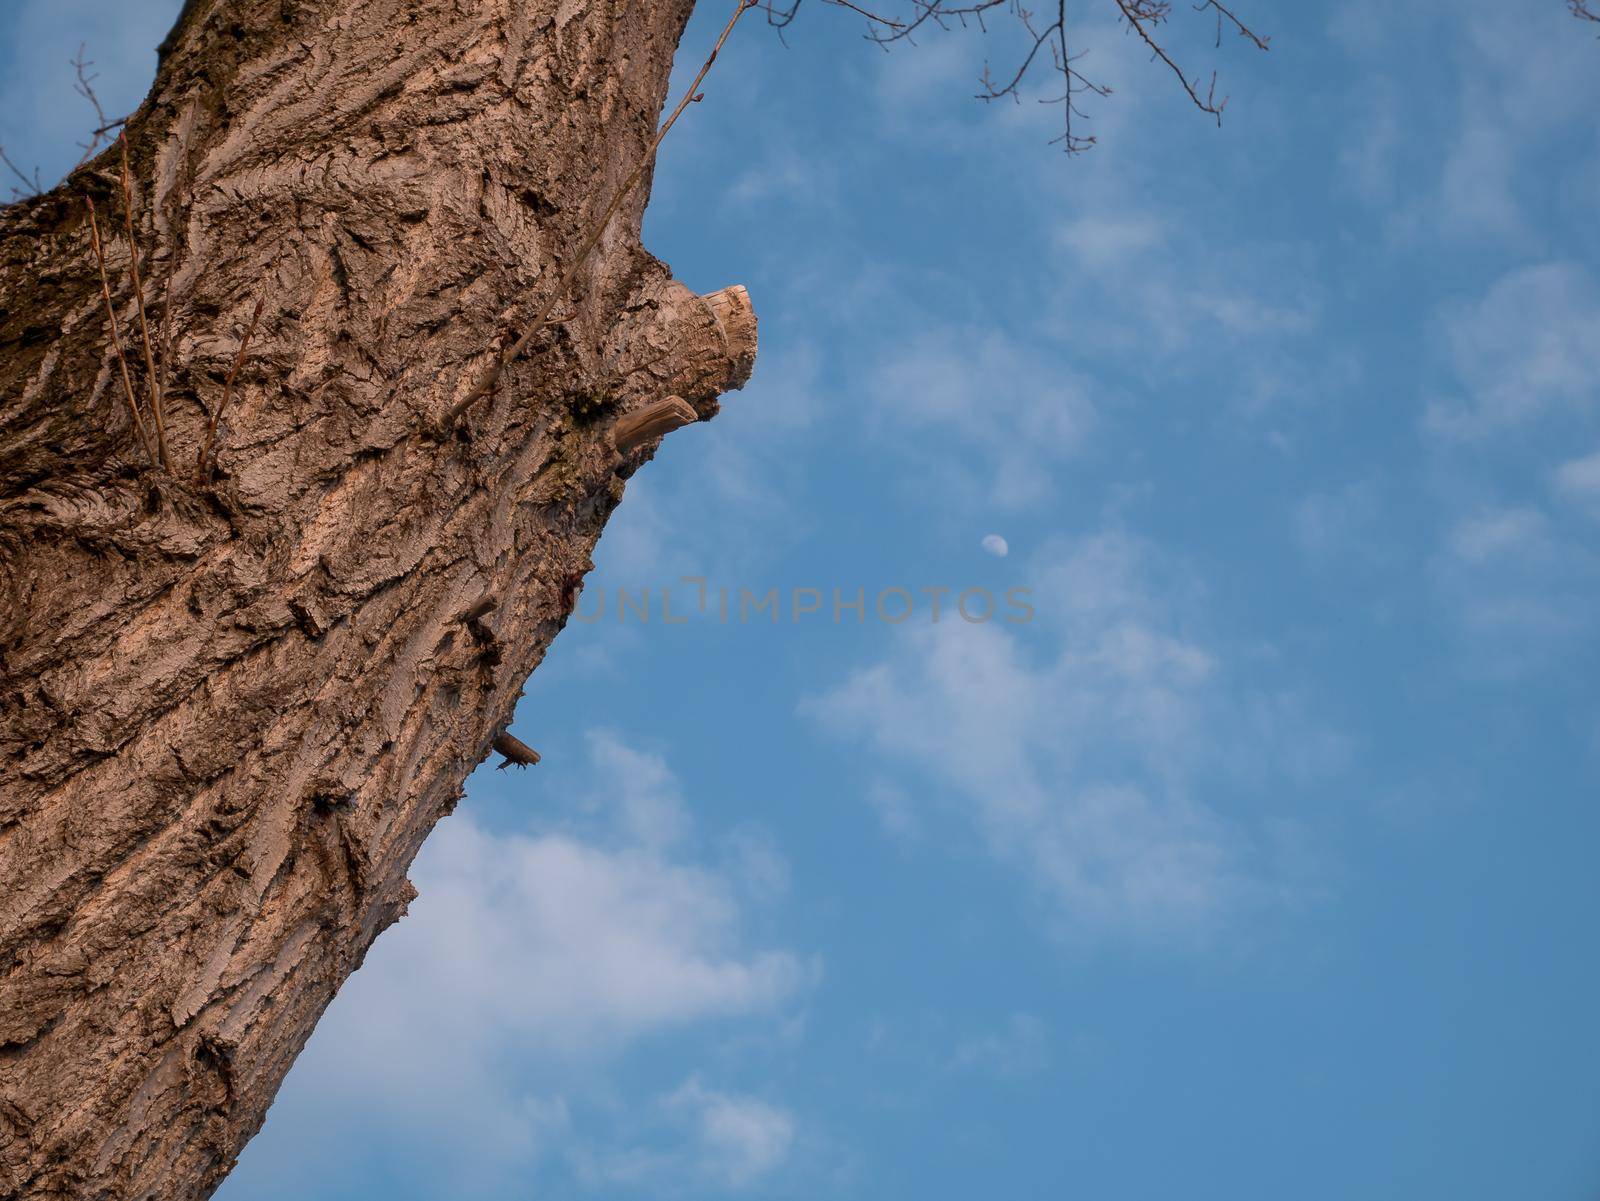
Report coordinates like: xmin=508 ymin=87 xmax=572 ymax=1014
xmin=1113 ymin=0 xmax=1265 ymax=124
xmin=118 ymin=135 xmax=171 ymax=472
xmin=73 ymin=47 xmax=110 ymax=132
xmin=1 ymin=146 xmax=42 ymax=201
xmin=70 ymin=46 xmax=126 ymax=169
xmin=770 ymin=0 xmax=1265 ymax=151
xmin=4 ymin=46 xmax=126 ymax=200
xmin=976 ymin=1 xmax=1109 ymax=153
xmin=86 ymin=198 xmax=157 ymax=466
xmin=441 ymin=0 xmax=760 ymax=428
xmin=199 ymin=298 xmax=265 ymax=483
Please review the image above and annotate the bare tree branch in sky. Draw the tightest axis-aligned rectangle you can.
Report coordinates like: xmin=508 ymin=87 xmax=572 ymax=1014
xmin=760 ymin=0 xmax=1269 ymax=152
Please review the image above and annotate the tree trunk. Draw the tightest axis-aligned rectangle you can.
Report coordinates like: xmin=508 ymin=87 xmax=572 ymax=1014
xmin=0 ymin=2 xmax=756 ymax=1197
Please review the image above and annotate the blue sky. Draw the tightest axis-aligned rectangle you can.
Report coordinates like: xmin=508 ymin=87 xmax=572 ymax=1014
xmin=5 ymin=2 xmax=1600 ymax=1197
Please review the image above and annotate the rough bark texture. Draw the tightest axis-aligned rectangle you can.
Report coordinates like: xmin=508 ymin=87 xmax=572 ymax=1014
xmin=0 ymin=2 xmax=756 ymax=1197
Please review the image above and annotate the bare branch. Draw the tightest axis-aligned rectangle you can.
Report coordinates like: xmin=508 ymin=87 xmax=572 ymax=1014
xmin=71 ymin=46 xmax=128 ymax=170
xmin=86 ymin=198 xmax=159 ymax=467
xmin=1573 ymin=0 xmax=1600 ymax=26
xmin=0 ymin=146 xmax=42 ymax=201
xmin=117 ymin=136 xmax=172 ymax=473
xmin=762 ymin=0 xmax=1267 ymax=152
xmin=3 ymin=45 xmax=129 ymax=203
xmin=975 ymin=2 xmax=1110 ymax=154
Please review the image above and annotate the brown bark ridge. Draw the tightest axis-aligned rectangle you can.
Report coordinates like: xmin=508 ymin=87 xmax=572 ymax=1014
xmin=0 ymin=2 xmax=757 ymax=1197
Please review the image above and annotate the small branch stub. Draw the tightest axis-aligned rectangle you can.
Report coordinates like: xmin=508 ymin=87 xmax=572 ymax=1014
xmin=700 ymin=284 xmax=758 ymax=386
xmin=493 ymin=733 xmax=541 ymax=770
xmin=612 ymin=396 xmax=698 ymax=455
xmin=436 ymin=0 xmax=758 ymax=432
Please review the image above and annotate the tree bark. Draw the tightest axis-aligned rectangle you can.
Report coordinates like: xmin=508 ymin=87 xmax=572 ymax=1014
xmin=0 ymin=2 xmax=756 ymax=1197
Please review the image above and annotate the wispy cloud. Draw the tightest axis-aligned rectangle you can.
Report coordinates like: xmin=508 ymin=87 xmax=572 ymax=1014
xmin=1294 ymin=480 xmax=1387 ymax=564
xmin=948 ymin=1012 xmax=1051 ymax=1079
xmin=667 ymin=1079 xmax=798 ymax=1188
xmin=1339 ymin=0 xmax=1600 ymax=248
xmin=1554 ymin=448 xmax=1600 ymax=519
xmin=222 ymin=735 xmax=810 ymax=1198
xmin=570 ymin=1078 xmax=798 ymax=1193
xmin=1431 ymin=504 xmax=1598 ymax=674
xmin=804 ymin=529 xmax=1338 ymax=941
xmin=1052 ymin=211 xmax=1319 ymax=362
xmin=866 ymin=328 xmax=1096 ymax=508
xmin=1427 ymin=262 xmax=1600 ymax=437
xmin=1447 ymin=507 xmax=1550 ymax=565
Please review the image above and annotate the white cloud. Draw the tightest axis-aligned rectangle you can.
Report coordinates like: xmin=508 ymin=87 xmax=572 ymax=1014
xmin=1447 ymin=507 xmax=1548 ymax=565
xmin=873 ymin=30 xmax=983 ymax=119
xmin=224 ymin=735 xmax=809 ymax=1196
xmin=867 ymin=329 xmax=1096 ymax=508
xmin=584 ymin=728 xmax=693 ymax=851
xmin=1432 ymin=119 xmax=1523 ymax=241
xmin=1345 ymin=0 xmax=1600 ymax=245
xmin=1051 ymin=210 xmax=1318 ymax=362
xmin=1431 ymin=504 xmax=1598 ymax=672
xmin=1336 ymin=81 xmax=1403 ymax=208
xmin=571 ymin=1079 xmax=796 ymax=1193
xmin=866 ymin=778 xmax=918 ymax=840
xmin=1554 ymin=448 xmax=1600 ymax=518
xmin=719 ymin=825 xmax=792 ymax=904
xmin=311 ymin=817 xmax=805 ymax=1109
xmin=726 ymin=142 xmax=840 ymax=212
xmin=1041 ymin=197 xmax=1339 ymax=435
xmin=804 ymin=530 xmax=1328 ymax=940
xmin=1294 ymin=481 xmax=1384 ymax=562
xmin=667 ymin=1079 xmax=797 ymax=1189
xmin=1056 ymin=214 xmax=1167 ymax=271
xmin=948 ymin=1012 xmax=1050 ymax=1079
xmin=1427 ymin=262 xmax=1600 ymax=436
